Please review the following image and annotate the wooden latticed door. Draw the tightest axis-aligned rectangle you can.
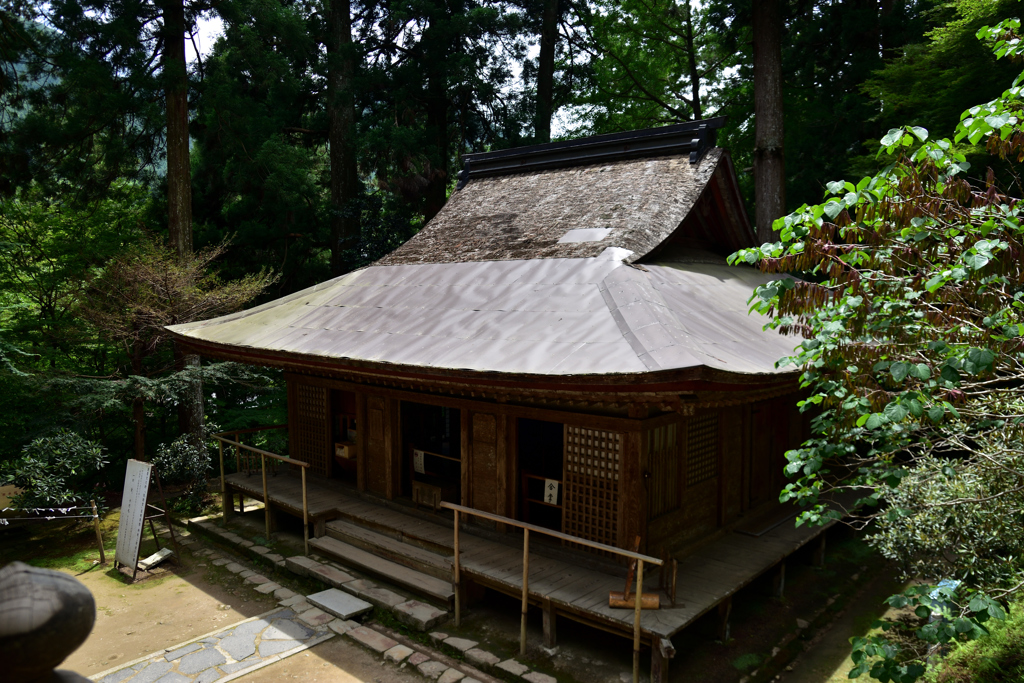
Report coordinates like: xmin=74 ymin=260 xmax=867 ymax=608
xmin=288 ymin=381 xmax=331 ymax=478
xmin=562 ymin=425 xmax=622 ymax=549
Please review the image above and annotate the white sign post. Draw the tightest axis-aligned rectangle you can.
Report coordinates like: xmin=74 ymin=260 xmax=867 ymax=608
xmin=115 ymin=459 xmax=153 ymax=577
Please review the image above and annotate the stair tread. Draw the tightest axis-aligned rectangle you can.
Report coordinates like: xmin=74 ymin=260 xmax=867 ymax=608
xmin=310 ymin=536 xmax=454 ymax=602
xmin=325 ymin=519 xmax=452 ymax=570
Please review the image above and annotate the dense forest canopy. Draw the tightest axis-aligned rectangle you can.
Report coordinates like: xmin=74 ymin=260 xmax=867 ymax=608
xmin=0 ymin=0 xmax=1019 ymax=494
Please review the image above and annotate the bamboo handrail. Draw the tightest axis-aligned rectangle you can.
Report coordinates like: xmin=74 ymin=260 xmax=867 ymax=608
xmin=441 ymin=501 xmax=661 ymax=683
xmin=214 ymin=427 xmax=311 ymax=556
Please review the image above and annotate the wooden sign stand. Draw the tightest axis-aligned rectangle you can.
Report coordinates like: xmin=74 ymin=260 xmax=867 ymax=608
xmin=114 ymin=460 xmax=181 ymax=582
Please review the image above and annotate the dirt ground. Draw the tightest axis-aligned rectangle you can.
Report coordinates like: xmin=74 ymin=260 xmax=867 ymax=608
xmin=60 ymin=549 xmax=280 ymax=676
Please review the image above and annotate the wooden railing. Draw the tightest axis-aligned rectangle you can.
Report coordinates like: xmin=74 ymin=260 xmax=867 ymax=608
xmin=214 ymin=425 xmax=313 ymax=556
xmin=440 ymin=502 xmax=662 ymax=683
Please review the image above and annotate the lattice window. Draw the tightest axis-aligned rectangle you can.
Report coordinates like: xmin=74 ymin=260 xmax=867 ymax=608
xmin=294 ymin=383 xmax=330 ymax=478
xmin=648 ymin=423 xmax=680 ymax=518
xmin=686 ymin=412 xmax=719 ymax=486
xmin=562 ymin=426 xmax=622 ymax=549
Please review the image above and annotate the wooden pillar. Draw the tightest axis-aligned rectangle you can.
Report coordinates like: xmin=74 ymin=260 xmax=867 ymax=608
xmin=542 ymin=597 xmax=557 ymax=648
xmin=355 ymin=392 xmax=367 ymax=492
xmin=772 ymin=561 xmax=786 ymax=598
xmin=651 ymin=637 xmax=675 ymax=683
xmin=496 ymin=414 xmax=509 ymax=529
xmin=460 ymin=410 xmax=471 ymax=506
xmin=812 ymin=533 xmax=827 ymax=568
xmin=619 ymin=428 xmax=644 ymax=551
xmin=716 ymin=597 xmax=732 ymax=642
xmin=384 ymin=398 xmax=401 ymax=500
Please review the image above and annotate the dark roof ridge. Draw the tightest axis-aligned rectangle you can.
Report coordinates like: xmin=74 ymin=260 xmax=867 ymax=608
xmin=456 ymin=117 xmax=727 ymax=188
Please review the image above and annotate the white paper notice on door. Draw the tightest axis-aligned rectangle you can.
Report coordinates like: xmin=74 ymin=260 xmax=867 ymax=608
xmin=543 ymin=479 xmax=560 ymax=505
xmin=413 ymin=449 xmax=426 ymax=474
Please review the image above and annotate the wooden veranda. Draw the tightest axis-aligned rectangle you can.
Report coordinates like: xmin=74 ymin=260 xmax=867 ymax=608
xmin=220 ymin=463 xmax=834 ymax=680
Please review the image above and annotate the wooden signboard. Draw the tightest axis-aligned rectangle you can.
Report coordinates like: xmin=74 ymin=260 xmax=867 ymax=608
xmin=115 ymin=459 xmax=152 ymax=572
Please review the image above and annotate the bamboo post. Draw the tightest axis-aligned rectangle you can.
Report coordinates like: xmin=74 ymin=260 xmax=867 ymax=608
xmin=521 ymin=527 xmax=530 ymax=657
xmin=301 ymin=465 xmax=309 ymax=556
xmin=453 ymin=510 xmax=461 ymax=627
xmin=261 ymin=453 xmax=271 ymax=540
xmin=633 ymin=559 xmax=644 ymax=683
xmin=91 ymin=500 xmax=105 ymax=565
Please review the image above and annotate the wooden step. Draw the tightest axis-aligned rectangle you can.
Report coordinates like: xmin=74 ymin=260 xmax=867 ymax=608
xmin=309 ymin=535 xmax=454 ymax=607
xmin=325 ymin=519 xmax=452 ymax=581
xmin=331 ymin=506 xmax=454 ymax=556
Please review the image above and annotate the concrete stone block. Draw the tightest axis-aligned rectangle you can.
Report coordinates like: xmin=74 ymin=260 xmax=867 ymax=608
xmin=384 ymin=644 xmax=415 ymax=663
xmin=225 ymin=562 xmax=245 ymax=573
xmin=417 ymin=660 xmax=448 ymax=680
xmin=212 ymin=558 xmax=230 ymax=567
xmin=497 ymin=659 xmax=530 ymax=676
xmin=297 ymin=607 xmax=333 ymax=627
xmin=311 ymin=564 xmax=356 ymax=587
xmin=237 ymin=539 xmax=254 ymax=548
xmin=465 ymin=649 xmax=500 ymax=668
xmin=393 ymin=600 xmax=449 ymax=631
xmin=274 ymin=587 xmax=297 ymax=600
xmin=254 ymin=582 xmax=281 ymax=594
xmin=328 ymin=619 xmax=352 ymax=635
xmin=444 ymin=637 xmax=478 ymax=653
xmin=244 ymin=573 xmax=271 ymax=585
xmin=266 ymin=553 xmax=285 ymax=563
xmin=238 ymin=570 xmax=255 ymax=579
xmin=438 ymin=668 xmax=466 ymax=683
xmin=346 ymin=626 xmax=398 ymax=654
xmin=523 ymin=673 xmax=557 ymax=683
xmin=307 ymin=588 xmax=373 ymax=620
xmin=251 ymin=546 xmax=270 ymax=555
xmin=408 ymin=652 xmax=431 ymax=666
xmin=429 ymin=631 xmax=448 ymax=643
xmin=285 ymin=555 xmax=321 ymax=577
xmin=278 ymin=594 xmax=307 ymax=608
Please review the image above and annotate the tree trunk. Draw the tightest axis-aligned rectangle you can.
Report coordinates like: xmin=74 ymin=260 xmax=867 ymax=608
xmin=328 ymin=0 xmax=361 ymax=277
xmin=423 ymin=41 xmax=449 ymax=220
xmin=163 ymin=0 xmax=205 ymax=453
xmin=753 ymin=0 xmax=785 ymax=244
xmin=164 ymin=0 xmax=192 ymax=258
xmin=683 ymin=0 xmax=702 ymax=121
xmin=535 ymin=0 xmax=559 ymax=143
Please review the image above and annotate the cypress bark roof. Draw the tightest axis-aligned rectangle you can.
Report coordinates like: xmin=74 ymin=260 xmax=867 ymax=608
xmin=378 ymin=148 xmax=754 ymax=266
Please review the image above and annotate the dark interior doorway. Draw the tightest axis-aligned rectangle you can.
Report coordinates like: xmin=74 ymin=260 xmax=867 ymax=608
xmin=330 ymin=390 xmax=358 ymax=483
xmin=400 ymin=402 xmax=462 ymax=506
xmin=517 ymin=418 xmax=563 ymax=531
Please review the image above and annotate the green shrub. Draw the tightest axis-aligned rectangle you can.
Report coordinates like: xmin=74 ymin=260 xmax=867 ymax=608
xmin=0 ymin=430 xmax=108 ymax=507
xmin=929 ymin=599 xmax=1024 ymax=683
xmin=153 ymin=426 xmax=217 ymax=513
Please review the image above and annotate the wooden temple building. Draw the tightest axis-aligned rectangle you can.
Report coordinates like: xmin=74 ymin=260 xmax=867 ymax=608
xmin=169 ymin=118 xmax=831 ymax=680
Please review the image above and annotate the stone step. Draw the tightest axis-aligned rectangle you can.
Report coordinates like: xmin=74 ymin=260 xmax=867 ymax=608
xmin=325 ymin=519 xmax=452 ymax=581
xmin=309 ymin=536 xmax=454 ymax=607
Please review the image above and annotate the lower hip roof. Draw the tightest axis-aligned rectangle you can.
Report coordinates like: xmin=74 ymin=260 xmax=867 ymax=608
xmin=168 ymin=255 xmax=796 ymax=380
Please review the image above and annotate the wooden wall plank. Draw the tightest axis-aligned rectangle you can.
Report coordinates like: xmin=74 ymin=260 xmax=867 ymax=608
xmin=356 ymin=391 xmax=367 ymax=491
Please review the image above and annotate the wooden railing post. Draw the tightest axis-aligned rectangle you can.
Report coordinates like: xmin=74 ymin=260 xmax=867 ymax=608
xmin=261 ymin=453 xmax=271 ymax=540
xmin=219 ymin=440 xmax=227 ymax=520
xmin=633 ymin=559 xmax=644 ymax=683
xmin=521 ymin=527 xmax=530 ymax=657
xmin=91 ymin=500 xmax=105 ymax=565
xmin=453 ymin=510 xmax=461 ymax=627
xmin=301 ymin=465 xmax=309 ymax=556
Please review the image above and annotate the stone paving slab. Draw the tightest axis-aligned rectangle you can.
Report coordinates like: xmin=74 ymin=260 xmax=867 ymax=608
xmin=444 ymin=637 xmax=478 ymax=653
xmin=307 ymin=588 xmax=373 ymax=620
xmin=416 ymin=660 xmax=448 ymax=680
xmin=346 ymin=626 xmax=398 ymax=653
xmin=394 ymin=600 xmax=448 ymax=631
xmin=497 ymin=659 xmax=530 ymax=676
xmin=93 ymin=607 xmax=333 ymax=683
xmin=254 ymin=582 xmax=281 ymax=594
xmin=438 ymin=669 xmax=466 ymax=683
xmin=465 ymin=648 xmax=500 ymax=668
xmin=384 ymin=644 xmax=414 ymax=663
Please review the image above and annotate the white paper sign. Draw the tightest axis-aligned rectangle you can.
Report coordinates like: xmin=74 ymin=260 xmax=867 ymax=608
xmin=413 ymin=449 xmax=426 ymax=475
xmin=115 ymin=459 xmax=153 ymax=569
xmin=543 ymin=479 xmax=560 ymax=505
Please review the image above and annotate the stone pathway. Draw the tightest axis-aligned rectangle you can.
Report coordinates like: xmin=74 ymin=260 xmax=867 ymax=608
xmin=92 ymin=608 xmax=333 ymax=683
